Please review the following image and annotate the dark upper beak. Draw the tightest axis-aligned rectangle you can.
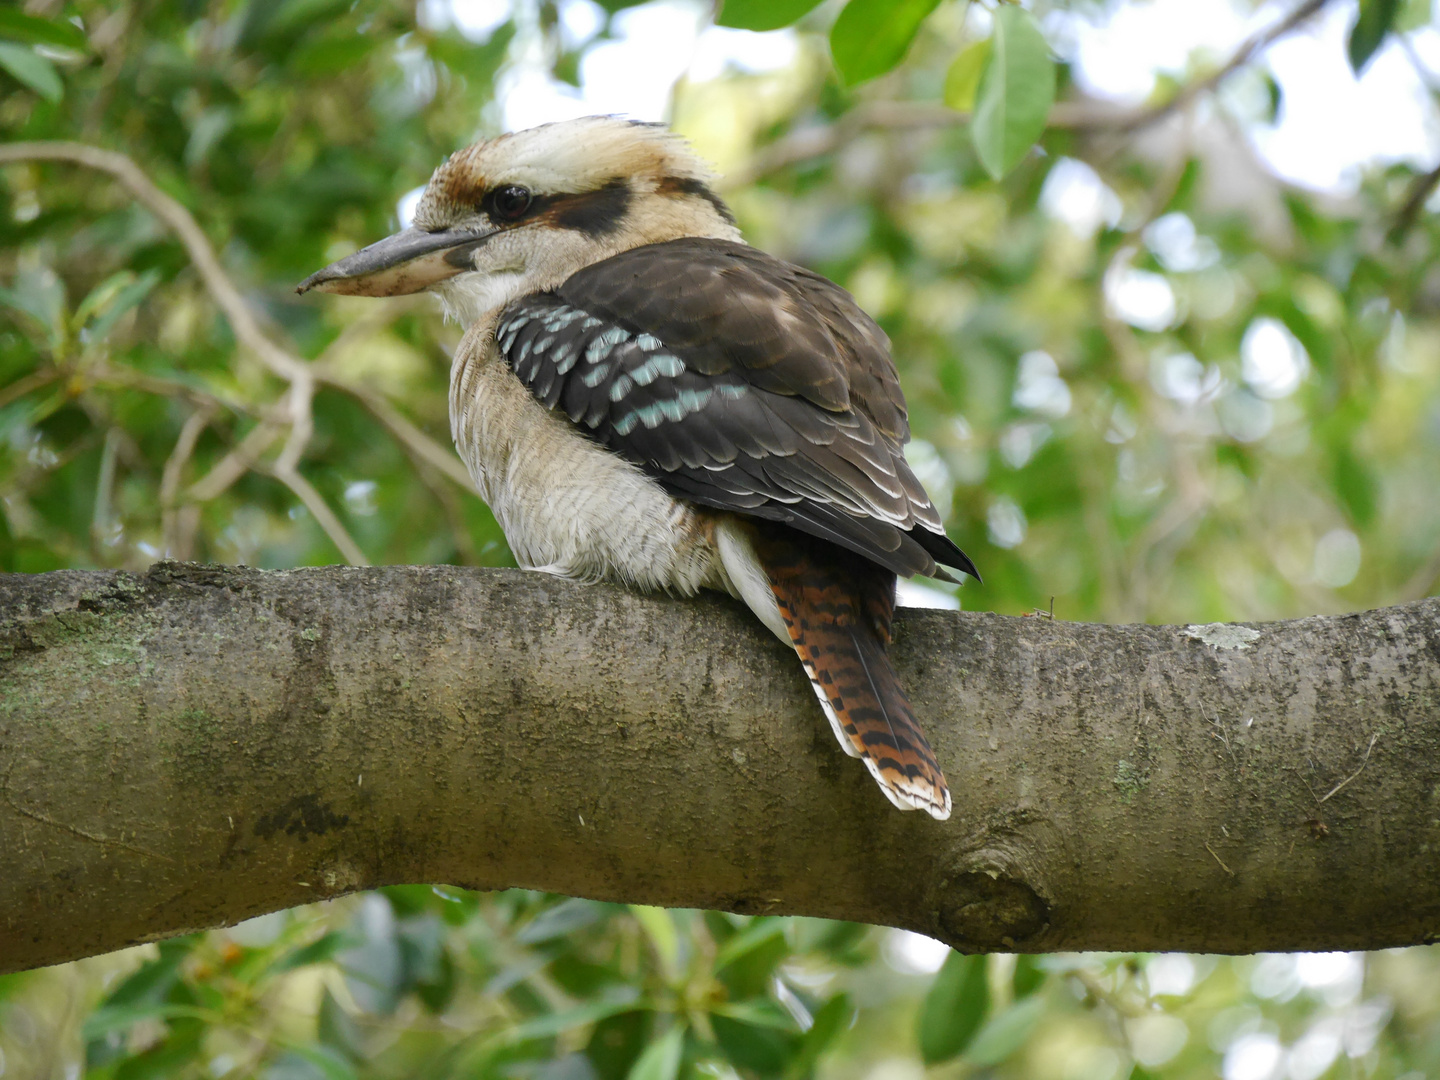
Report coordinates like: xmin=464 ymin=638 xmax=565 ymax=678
xmin=296 ymin=226 xmax=496 ymax=297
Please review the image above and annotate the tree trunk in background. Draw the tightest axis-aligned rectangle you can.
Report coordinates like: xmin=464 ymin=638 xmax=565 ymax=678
xmin=1 ymin=563 xmax=1437 ymax=973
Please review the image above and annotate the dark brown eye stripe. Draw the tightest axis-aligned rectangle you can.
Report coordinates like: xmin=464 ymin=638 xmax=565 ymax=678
xmin=476 ymin=178 xmax=632 ymax=239
xmin=657 ymin=175 xmax=736 ymax=226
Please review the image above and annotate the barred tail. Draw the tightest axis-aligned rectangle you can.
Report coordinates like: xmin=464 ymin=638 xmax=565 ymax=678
xmin=753 ymin=528 xmax=952 ymax=820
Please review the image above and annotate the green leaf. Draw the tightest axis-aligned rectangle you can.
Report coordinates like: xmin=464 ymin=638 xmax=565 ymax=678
xmin=970 ymin=5 xmax=1055 ymax=180
xmin=716 ymin=0 xmax=826 ymax=32
xmin=963 ymin=994 xmax=1047 ymax=1067
xmin=75 ymin=272 xmax=135 ymax=328
xmin=96 ymin=937 xmax=196 ymax=1011
xmin=81 ymin=269 xmax=162 ymax=341
xmin=627 ymin=1025 xmax=684 ymax=1080
xmin=286 ymin=1043 xmax=360 ymax=1080
xmin=0 ymin=11 xmax=88 ymax=50
xmin=630 ymin=906 xmax=680 ymax=975
xmin=429 ymin=22 xmax=515 ymax=85
xmin=1348 ymin=0 xmax=1401 ymax=72
xmin=944 ymin=38 xmax=991 ymax=112
xmin=268 ymin=931 xmax=354 ymax=975
xmin=587 ymin=1010 xmax=653 ymax=1080
xmin=918 ymin=952 xmax=988 ymax=1064
xmin=790 ymin=994 xmax=852 ymax=1075
xmin=289 ymin=33 xmax=377 ymax=76
xmin=506 ymin=996 xmax=643 ymax=1044
xmin=81 ymin=1002 xmax=211 ymax=1041
xmin=712 ymin=1012 xmax=796 ymax=1075
xmin=714 ymin=918 xmax=785 ymax=970
xmin=517 ymin=897 xmax=612 ymax=944
xmin=829 ymin=0 xmax=942 ymax=86
xmin=1398 ymin=0 xmax=1433 ymax=31
xmin=1333 ymin=445 xmax=1378 ymax=527
xmin=714 ymin=918 xmax=790 ymax=999
xmin=264 ymin=0 xmax=354 ymax=40
xmin=0 ymin=42 xmax=62 ymax=102
xmin=0 ymin=972 xmax=32 ymax=1004
xmin=710 ymin=1000 xmax=796 ymax=1029
xmin=1012 ymin=954 xmax=1046 ymax=999
xmin=318 ymin=988 xmax=365 ymax=1060
xmin=0 ymin=275 xmax=65 ymax=335
xmin=1262 ymin=72 xmax=1283 ymax=124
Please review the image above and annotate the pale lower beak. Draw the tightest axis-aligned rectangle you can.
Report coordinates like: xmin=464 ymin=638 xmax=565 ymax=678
xmin=296 ymin=226 xmax=497 ymax=297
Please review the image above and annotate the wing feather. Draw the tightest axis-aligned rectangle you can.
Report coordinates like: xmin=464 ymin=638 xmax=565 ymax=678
xmin=495 ymin=238 xmax=976 ymax=580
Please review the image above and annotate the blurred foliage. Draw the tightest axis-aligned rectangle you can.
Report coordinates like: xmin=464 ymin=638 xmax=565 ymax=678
xmin=3 ymin=0 xmax=1440 ymax=1077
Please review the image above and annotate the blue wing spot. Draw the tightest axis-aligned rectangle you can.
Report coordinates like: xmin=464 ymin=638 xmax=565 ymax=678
xmin=609 ymin=374 xmax=635 ymax=402
xmin=673 ymin=387 xmax=714 ymax=417
xmin=518 ymin=337 xmax=535 ymax=363
xmin=621 ymin=387 xmax=717 ymax=432
xmin=629 ymin=353 xmax=686 ymax=386
xmin=581 ymin=361 xmax=613 ymax=388
xmin=717 ymin=383 xmax=748 ymax=399
xmin=535 ymin=333 xmax=555 ymax=351
xmin=552 ymin=340 xmax=579 ymax=374
xmin=636 ymin=333 xmax=663 ymax=351
xmin=581 ymin=316 xmax=604 ymax=330
xmin=542 ymin=307 xmax=585 ymax=332
xmin=585 ymin=326 xmax=629 ymax=366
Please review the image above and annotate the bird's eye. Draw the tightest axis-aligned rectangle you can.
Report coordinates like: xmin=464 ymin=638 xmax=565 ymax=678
xmin=486 ymin=185 xmax=533 ymax=223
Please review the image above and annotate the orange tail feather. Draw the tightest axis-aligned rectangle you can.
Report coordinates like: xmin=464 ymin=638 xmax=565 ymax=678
xmin=753 ymin=528 xmax=952 ymax=820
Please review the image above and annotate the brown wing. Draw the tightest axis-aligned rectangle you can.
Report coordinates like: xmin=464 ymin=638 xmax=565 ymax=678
xmin=497 ymin=238 xmax=977 ymax=581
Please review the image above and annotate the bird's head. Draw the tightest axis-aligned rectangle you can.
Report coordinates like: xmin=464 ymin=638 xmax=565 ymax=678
xmin=297 ymin=117 xmax=741 ymax=324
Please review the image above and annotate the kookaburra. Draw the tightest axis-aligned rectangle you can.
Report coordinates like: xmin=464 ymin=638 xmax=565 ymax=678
xmin=299 ymin=117 xmax=978 ymax=820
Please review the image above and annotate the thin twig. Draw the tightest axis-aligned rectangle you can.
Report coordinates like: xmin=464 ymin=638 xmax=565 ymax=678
xmin=0 ymin=368 xmax=60 ymax=411
xmin=1204 ymin=841 xmax=1235 ymax=876
xmin=86 ymin=361 xmax=258 ymax=418
xmin=1069 ymin=966 xmax=1146 ymax=1017
xmin=724 ymin=0 xmax=1331 ymax=188
xmin=161 ymin=405 xmax=217 ymax=558
xmin=1115 ymin=0 xmax=1332 ymax=133
xmin=1389 ymin=161 xmax=1440 ymax=244
xmin=2 ymin=762 xmax=174 ymax=864
xmin=721 ymin=101 xmax=1118 ymax=189
xmin=319 ymin=376 xmax=475 ymax=492
xmin=0 ymin=141 xmax=476 ymax=566
xmin=273 ymin=376 xmax=315 ymax=475
xmin=307 ymin=301 xmax=477 ymax=492
xmin=1317 ymin=734 xmax=1379 ymax=804
xmin=90 ymin=427 xmax=121 ymax=556
xmin=0 ymin=142 xmax=308 ymax=383
xmin=264 ymin=463 xmax=370 ymax=567
xmin=186 ymin=420 xmax=286 ymax=504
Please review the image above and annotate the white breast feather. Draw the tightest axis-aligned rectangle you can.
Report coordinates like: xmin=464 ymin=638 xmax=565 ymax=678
xmin=452 ymin=325 xmax=726 ymax=597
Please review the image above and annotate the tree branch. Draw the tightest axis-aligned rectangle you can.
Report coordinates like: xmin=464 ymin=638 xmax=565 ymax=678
xmin=0 ymin=141 xmax=475 ymax=568
xmin=723 ymin=0 xmax=1333 ymax=188
xmin=2 ymin=564 xmax=1438 ymax=973
xmin=0 ymin=142 xmax=308 ymax=383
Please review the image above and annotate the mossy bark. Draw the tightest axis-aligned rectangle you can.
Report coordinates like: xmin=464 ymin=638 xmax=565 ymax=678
xmin=1 ymin=562 xmax=1438 ymax=973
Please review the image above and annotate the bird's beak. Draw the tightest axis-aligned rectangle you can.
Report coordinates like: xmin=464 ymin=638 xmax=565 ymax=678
xmin=296 ymin=226 xmax=497 ymax=297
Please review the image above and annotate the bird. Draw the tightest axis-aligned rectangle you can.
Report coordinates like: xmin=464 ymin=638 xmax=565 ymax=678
xmin=298 ymin=117 xmax=979 ymax=820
